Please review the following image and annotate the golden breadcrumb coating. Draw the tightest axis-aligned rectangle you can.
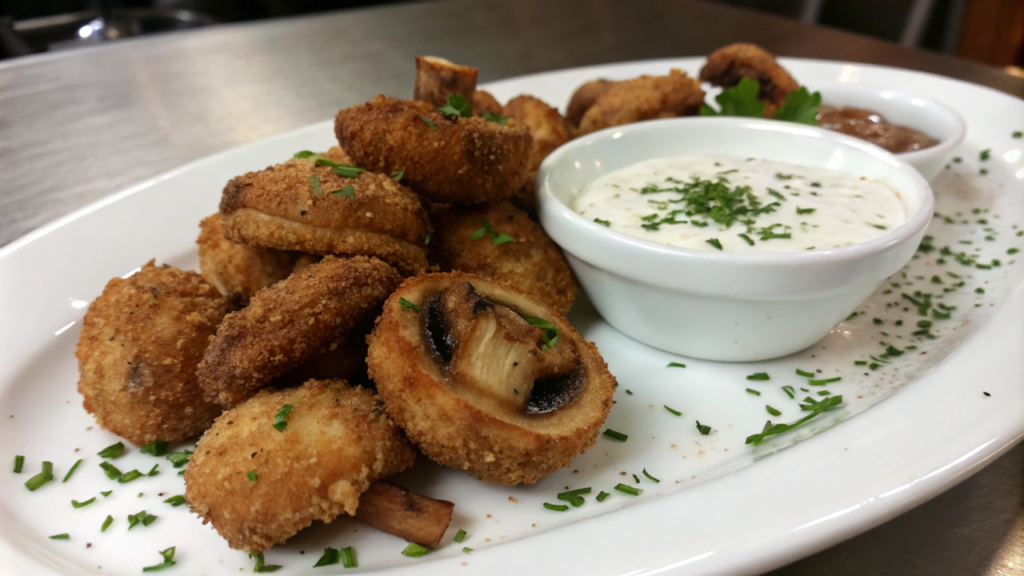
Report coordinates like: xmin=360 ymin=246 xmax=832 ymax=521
xmin=566 ymin=79 xmax=615 ymax=127
xmin=430 ymin=201 xmax=575 ymax=314
xmin=76 ymin=261 xmax=232 ymax=446
xmin=219 ymin=157 xmax=429 ymax=276
xmin=196 ymin=256 xmax=402 ymax=408
xmin=197 ymin=213 xmax=300 ymax=302
xmin=367 ymin=273 xmax=615 ymax=485
xmin=335 ymin=95 xmax=532 ymax=204
xmin=699 ymin=43 xmax=799 ymax=108
xmin=185 ymin=380 xmax=415 ymax=552
xmin=577 ymin=69 xmax=705 ymax=135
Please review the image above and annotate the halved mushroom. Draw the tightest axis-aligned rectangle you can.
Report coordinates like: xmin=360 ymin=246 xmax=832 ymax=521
xmin=367 ymin=272 xmax=615 ymax=485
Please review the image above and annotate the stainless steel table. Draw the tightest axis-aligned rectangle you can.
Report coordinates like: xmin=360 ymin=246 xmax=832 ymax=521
xmin=2 ymin=0 xmax=1022 ymax=573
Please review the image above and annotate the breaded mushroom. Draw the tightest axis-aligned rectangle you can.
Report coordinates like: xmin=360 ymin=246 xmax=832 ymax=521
xmin=196 ymin=256 xmax=402 ymax=408
xmin=185 ymin=380 xmax=415 ymax=552
xmin=76 ymin=261 xmax=232 ymax=446
xmin=430 ymin=201 xmax=575 ymax=314
xmin=699 ymin=43 xmax=799 ymax=108
xmin=577 ymin=69 xmax=705 ymax=135
xmin=335 ymin=95 xmax=532 ymax=204
xmin=502 ymin=95 xmax=572 ymax=215
xmin=219 ymin=156 xmax=429 ymax=276
xmin=197 ymin=213 xmax=300 ymax=302
xmin=414 ymin=55 xmax=478 ymax=108
xmin=566 ymin=79 xmax=615 ymax=127
xmin=368 ymin=273 xmax=615 ymax=485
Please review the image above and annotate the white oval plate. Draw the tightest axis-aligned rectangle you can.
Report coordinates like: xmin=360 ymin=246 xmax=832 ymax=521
xmin=1 ymin=58 xmax=1022 ymax=576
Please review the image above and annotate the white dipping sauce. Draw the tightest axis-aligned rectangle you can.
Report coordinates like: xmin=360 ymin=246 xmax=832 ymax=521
xmin=571 ymin=155 xmax=906 ymax=253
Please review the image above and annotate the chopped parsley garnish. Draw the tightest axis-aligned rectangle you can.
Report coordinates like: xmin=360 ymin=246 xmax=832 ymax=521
xmin=614 ymin=483 xmax=642 ymax=496
xmin=597 ymin=491 xmax=610 ymax=502
xmin=557 ymin=487 xmax=591 ymax=501
xmin=314 ymin=547 xmax=340 ymax=567
xmin=71 ymin=497 xmax=96 ymax=508
xmin=543 ymin=502 xmax=569 ymax=511
xmin=770 ymin=86 xmax=823 ymax=124
xmin=63 ymin=459 xmax=82 ymax=482
xmin=664 ymin=405 xmax=682 ymax=416
xmin=700 ymin=78 xmax=820 ymax=124
xmin=142 ymin=547 xmax=177 ymax=572
xmin=642 ymin=468 xmax=660 ymax=482
xmin=846 ymin=312 xmax=859 ymax=320
xmin=163 ymin=495 xmax=187 ymax=507
xmin=420 ymin=115 xmax=437 ymax=129
xmin=636 ymin=175 xmax=778 ymax=230
xmin=758 ymin=223 xmax=791 ymax=240
xmin=399 ymin=297 xmax=421 ymax=312
xmin=49 ymin=533 xmax=69 ymax=540
xmin=340 ymin=547 xmax=356 ymax=569
xmin=667 ymin=362 xmax=686 ymax=368
xmin=479 ymin=111 xmax=510 ymax=125
xmin=147 ymin=464 xmax=159 ymax=477
xmin=808 ymin=377 xmax=841 ymax=386
xmin=13 ymin=455 xmax=24 ymax=473
xmin=251 ymin=551 xmax=282 ymax=572
xmin=980 ymin=149 xmax=991 ymax=161
xmin=166 ymin=450 xmax=192 ymax=468
xmin=127 ymin=510 xmax=157 ymax=529
xmin=746 ymin=372 xmax=770 ymax=381
xmin=273 ymin=404 xmax=293 ymax=432
xmin=745 ymin=395 xmax=843 ymax=446
xmin=767 ymin=189 xmax=786 ymax=201
xmin=594 ymin=218 xmax=611 ymax=227
xmin=796 ymin=207 xmax=815 ymax=215
xmin=695 ymin=421 xmax=711 ymax=435
xmin=101 ymin=515 xmax=113 ymax=532
xmin=391 ymin=169 xmax=405 ymax=181
xmin=470 ymin=220 xmax=515 ymax=245
xmin=309 ymin=174 xmax=324 ymax=197
xmin=25 ymin=461 xmax=54 ymax=491
xmin=330 ymin=185 xmax=355 ymax=198
xmin=602 ymin=429 xmax=628 ymax=441
xmin=437 ymin=95 xmax=473 ymax=119
xmin=140 ymin=441 xmax=168 ymax=456
xmin=118 ymin=470 xmax=143 ymax=483
xmin=248 ymin=470 xmax=258 ymax=482
xmin=766 ymin=405 xmax=781 ymax=416
xmin=738 ymin=233 xmax=755 ymax=246
xmin=782 ymin=385 xmax=795 ymax=399
xmin=454 ymin=529 xmax=467 ymax=543
xmin=1014 ymin=131 xmax=1023 ymax=138
xmin=98 ymin=442 xmax=125 ymax=459
xmin=706 ymin=238 xmax=723 ymax=250
xmin=524 ymin=316 xmax=559 ymax=350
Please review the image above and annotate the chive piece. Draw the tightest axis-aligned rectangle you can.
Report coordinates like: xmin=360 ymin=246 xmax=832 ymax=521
xmin=309 ymin=174 xmax=324 ymax=197
xmin=642 ymin=468 xmax=660 ymax=483
xmin=632 ymin=473 xmax=640 ymax=483
xmin=738 ymin=233 xmax=755 ymax=246
xmin=795 ymin=369 xmax=814 ymax=378
xmin=596 ymin=491 xmax=610 ymax=502
xmin=625 ymin=389 xmax=633 ymax=395
xmin=980 ymin=149 xmax=991 ymax=161
xmin=666 ymin=362 xmax=686 ymax=368
xmin=49 ymin=533 xmax=69 ymax=540
xmin=854 ymin=360 xmax=868 ymax=366
xmin=594 ymin=218 xmax=611 ymax=227
xmin=330 ymin=185 xmax=355 ymax=198
xmin=166 ymin=450 xmax=192 ymax=468
xmin=314 ymin=547 xmax=340 ymax=567
xmin=25 ymin=461 xmax=54 ymax=491
xmin=782 ymin=385 xmax=795 ymax=399
xmin=62 ymin=459 xmax=83 ymax=482
xmin=462 ymin=547 xmax=473 ymax=553
xmin=524 ymin=316 xmax=559 ymax=350
xmin=391 ymin=169 xmax=405 ymax=181
xmin=766 ymin=405 xmax=781 ymax=416
xmin=664 ymin=405 xmax=682 ymax=416
xmin=13 ymin=455 xmax=24 ymax=473
xmin=602 ymin=429 xmax=628 ymax=441
xmin=695 ymin=421 xmax=711 ymax=435
xmin=402 ymin=542 xmax=431 ymax=557
xmin=746 ymin=372 xmax=769 ymax=381
xmin=98 ymin=442 xmax=125 ymax=459
xmin=745 ymin=395 xmax=844 ymax=446
xmin=128 ymin=511 xmax=156 ymax=529
xmin=99 ymin=461 xmax=122 ymax=479
xmin=818 ymin=390 xmax=831 ymax=396
xmin=470 ymin=220 xmax=515 ymax=246
xmin=118 ymin=470 xmax=143 ymax=483
xmin=101 ymin=515 xmax=113 ymax=532
xmin=557 ymin=487 xmax=592 ymax=501
xmin=147 ymin=464 xmax=159 ymax=477
xmin=706 ymin=238 xmax=723 ymax=250
xmin=251 ymin=551 xmax=283 ymax=572
xmin=273 ymin=404 xmax=293 ymax=432
xmin=479 ymin=111 xmax=510 ymax=125
xmin=543 ymin=502 xmax=569 ymax=511
xmin=140 ymin=441 xmax=169 ymax=456
xmin=808 ymin=377 xmax=841 ymax=386
xmin=163 ymin=495 xmax=187 ymax=507
xmin=614 ymin=484 xmax=642 ymax=496
xmin=421 ymin=116 xmax=437 ymax=129
xmin=330 ymin=165 xmax=366 ymax=179
xmin=340 ymin=546 xmax=356 ymax=568
xmin=746 ymin=388 xmax=761 ymax=396
xmin=71 ymin=497 xmax=96 ymax=508
xmin=247 ymin=470 xmax=258 ymax=482
xmin=454 ymin=528 xmax=467 ymax=543
xmin=399 ymin=298 xmax=420 ymax=312
xmin=142 ymin=547 xmax=177 ymax=572
xmin=570 ymin=495 xmax=585 ymax=507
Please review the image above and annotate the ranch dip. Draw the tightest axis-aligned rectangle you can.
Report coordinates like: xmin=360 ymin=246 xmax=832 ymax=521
xmin=571 ymin=155 xmax=906 ymax=253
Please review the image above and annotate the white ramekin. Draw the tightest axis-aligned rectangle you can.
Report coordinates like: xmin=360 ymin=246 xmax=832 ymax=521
xmin=817 ymin=82 xmax=966 ymax=181
xmin=537 ymin=117 xmax=934 ymax=362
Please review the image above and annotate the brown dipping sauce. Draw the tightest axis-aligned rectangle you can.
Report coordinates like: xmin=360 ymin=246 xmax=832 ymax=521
xmin=816 ymin=106 xmax=938 ymax=154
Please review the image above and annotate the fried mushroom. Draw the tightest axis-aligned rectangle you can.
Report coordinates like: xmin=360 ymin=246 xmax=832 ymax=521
xmin=185 ymin=379 xmax=415 ymax=552
xmin=335 ymin=95 xmax=532 ymax=204
xmin=577 ymin=69 xmax=705 ymax=136
xmin=429 ymin=201 xmax=575 ymax=314
xmin=566 ymin=79 xmax=615 ymax=127
xmin=197 ymin=256 xmax=402 ymax=408
xmin=699 ymin=43 xmax=799 ymax=108
xmin=502 ymin=95 xmax=572 ymax=215
xmin=414 ymin=55 xmax=478 ymax=108
xmin=76 ymin=261 xmax=232 ymax=446
xmin=367 ymin=273 xmax=615 ymax=485
xmin=197 ymin=213 xmax=301 ymax=302
xmin=219 ymin=156 xmax=429 ymax=276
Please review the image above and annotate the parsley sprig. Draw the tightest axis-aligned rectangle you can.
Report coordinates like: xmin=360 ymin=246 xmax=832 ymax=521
xmin=700 ymin=78 xmax=822 ymax=125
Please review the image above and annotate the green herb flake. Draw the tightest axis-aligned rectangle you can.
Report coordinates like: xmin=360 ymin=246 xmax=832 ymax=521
xmin=596 ymin=491 xmax=610 ymax=502
xmin=738 ymin=233 xmax=755 ymax=246
xmin=118 ymin=469 xmax=143 ymax=483
xmin=796 ymin=207 xmax=816 ymax=215
xmin=557 ymin=487 xmax=592 ymax=501
xmin=695 ymin=421 xmax=711 ymax=435
xmin=330 ymin=185 xmax=355 ymax=198
xmin=602 ymin=429 xmax=628 ymax=441
xmin=420 ymin=116 xmax=437 ymax=129
xmin=314 ymin=547 xmax=340 ymax=567
xmin=746 ymin=372 xmax=770 ymax=381
xmin=147 ymin=464 xmax=159 ymax=477
xmin=745 ymin=395 xmax=844 ymax=446
xmin=664 ymin=405 xmax=682 ymax=416
xmin=71 ymin=497 xmax=96 ymax=508
xmin=166 ymin=450 xmax=192 ymax=468
xmin=142 ymin=547 xmax=177 ymax=572
xmin=980 ymin=149 xmax=991 ymax=161
xmin=399 ymin=297 xmax=421 ymax=312
xmin=309 ymin=174 xmax=324 ymax=197
xmin=771 ymin=86 xmax=823 ymax=125
xmin=524 ymin=316 xmax=559 ymax=350
xmin=470 ymin=219 xmax=515 ymax=245
xmin=247 ymin=470 xmax=258 ymax=482
xmin=341 ymin=546 xmax=356 ymax=569
xmin=782 ymin=385 xmax=795 ymax=399
xmin=846 ymin=312 xmax=859 ymax=321
xmin=795 ymin=369 xmax=814 ymax=378
xmin=745 ymin=388 xmax=761 ymax=396
xmin=101 ymin=515 xmax=113 ymax=532
xmin=479 ymin=111 xmax=510 ymax=125
xmin=62 ymin=459 xmax=83 ymax=483
xmin=454 ymin=528 xmax=467 ymax=543
xmin=251 ymin=551 xmax=283 ymax=572
xmin=699 ymin=77 xmax=765 ymax=118
xmin=706 ymin=238 xmax=723 ymax=250
xmin=462 ymin=547 xmax=473 ymax=553
xmin=273 ymin=404 xmax=293 ymax=432
xmin=667 ymin=362 xmax=686 ymax=368
xmin=391 ymin=169 xmax=405 ymax=181
xmin=594 ymin=218 xmax=611 ymax=227
xmin=1014 ymin=131 xmax=1023 ymax=138
xmin=49 ymin=533 xmax=69 ymax=540
xmin=642 ymin=468 xmax=660 ymax=483
xmin=543 ymin=502 xmax=569 ymax=511
xmin=127 ymin=510 xmax=157 ymax=530
xmin=614 ymin=483 xmax=642 ymax=496
xmin=163 ymin=495 xmax=187 ymax=507
xmin=13 ymin=455 xmax=24 ymax=474
xmin=766 ymin=405 xmax=781 ymax=416
xmin=140 ymin=441 xmax=169 ymax=457
xmin=437 ymin=95 xmax=473 ymax=119
xmin=25 ymin=461 xmax=54 ymax=491
xmin=98 ymin=442 xmax=125 ymax=459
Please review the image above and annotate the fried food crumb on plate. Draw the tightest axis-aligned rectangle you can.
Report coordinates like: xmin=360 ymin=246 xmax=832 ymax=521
xmin=430 ymin=201 xmax=576 ymax=314
xmin=185 ymin=379 xmax=415 ymax=552
xmin=368 ymin=273 xmax=615 ymax=485
xmin=576 ymin=69 xmax=705 ymax=136
xmin=197 ymin=255 xmax=402 ymax=408
xmin=197 ymin=213 xmax=302 ymax=302
xmin=76 ymin=261 xmax=233 ymax=446
xmin=219 ymin=155 xmax=429 ymax=276
xmin=335 ymin=95 xmax=532 ymax=204
xmin=699 ymin=42 xmax=799 ymax=110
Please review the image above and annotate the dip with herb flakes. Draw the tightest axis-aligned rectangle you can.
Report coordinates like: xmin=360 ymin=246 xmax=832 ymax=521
xmin=571 ymin=155 xmax=906 ymax=253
